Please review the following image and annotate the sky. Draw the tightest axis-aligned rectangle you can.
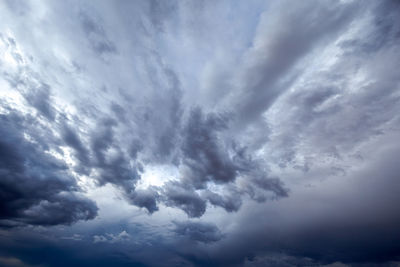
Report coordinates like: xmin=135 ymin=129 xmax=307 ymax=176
xmin=0 ymin=0 xmax=400 ymax=266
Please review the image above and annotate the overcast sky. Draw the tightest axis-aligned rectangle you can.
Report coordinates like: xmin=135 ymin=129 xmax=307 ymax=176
xmin=1 ymin=0 xmax=400 ymax=266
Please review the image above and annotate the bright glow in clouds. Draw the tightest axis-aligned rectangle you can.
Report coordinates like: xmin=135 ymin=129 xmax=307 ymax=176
xmin=137 ymin=165 xmax=179 ymax=189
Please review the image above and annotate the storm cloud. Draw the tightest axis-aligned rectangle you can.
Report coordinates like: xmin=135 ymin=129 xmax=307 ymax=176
xmin=0 ymin=108 xmax=97 ymax=227
xmin=1 ymin=0 xmax=400 ymax=266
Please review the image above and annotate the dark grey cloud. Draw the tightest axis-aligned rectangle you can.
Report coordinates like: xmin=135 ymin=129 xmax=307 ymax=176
xmin=202 ymin=189 xmax=242 ymax=213
xmin=0 ymin=220 xmax=189 ymax=267
xmin=179 ymin=140 xmax=400 ymax=266
xmin=126 ymin=187 xmax=159 ymax=214
xmin=180 ymin=108 xmax=287 ymax=195
xmin=61 ymin=124 xmax=91 ymax=174
xmin=110 ymin=102 xmax=127 ymax=123
xmin=147 ymin=0 xmax=177 ymax=33
xmin=60 ymin=102 xmax=287 ymax=218
xmin=120 ymin=106 xmax=288 ymax=217
xmin=169 ymin=108 xmax=288 ymax=215
xmin=173 ymin=221 xmax=223 ymax=244
xmin=180 ymin=107 xmax=235 ymax=187
xmin=0 ymin=108 xmax=97 ymax=227
xmin=162 ymin=181 xmax=207 ymax=218
xmin=4 ymin=0 xmax=30 ymax=16
xmin=79 ymin=11 xmax=117 ymax=55
xmin=23 ymin=83 xmax=55 ymax=121
xmin=86 ymin=118 xmax=147 ymax=211
xmin=90 ymin=118 xmax=136 ymax=187
xmin=135 ymin=59 xmax=184 ymax=164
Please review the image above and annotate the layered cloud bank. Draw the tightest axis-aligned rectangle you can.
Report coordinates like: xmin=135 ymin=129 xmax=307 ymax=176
xmin=1 ymin=0 xmax=400 ymax=266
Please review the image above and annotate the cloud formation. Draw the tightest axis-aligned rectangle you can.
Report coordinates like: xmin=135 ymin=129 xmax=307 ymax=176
xmin=0 ymin=108 xmax=97 ymax=227
xmin=1 ymin=0 xmax=400 ymax=266
xmin=173 ymin=221 xmax=223 ymax=244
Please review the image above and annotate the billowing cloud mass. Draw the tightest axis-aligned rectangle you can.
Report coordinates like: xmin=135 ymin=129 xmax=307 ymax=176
xmin=0 ymin=0 xmax=400 ymax=266
xmin=0 ymin=108 xmax=98 ymax=227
